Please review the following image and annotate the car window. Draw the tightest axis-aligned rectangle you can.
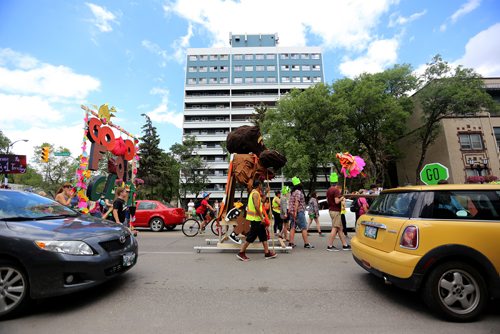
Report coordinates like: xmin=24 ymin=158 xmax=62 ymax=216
xmin=137 ymin=202 xmax=157 ymax=210
xmin=0 ymin=191 xmax=77 ymax=219
xmin=420 ymin=190 xmax=500 ymax=221
xmin=318 ymin=200 xmax=328 ymax=210
xmin=368 ymin=192 xmax=417 ymax=218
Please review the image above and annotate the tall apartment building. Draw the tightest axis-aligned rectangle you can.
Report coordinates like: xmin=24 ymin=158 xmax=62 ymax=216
xmin=182 ymin=33 xmax=325 ymax=198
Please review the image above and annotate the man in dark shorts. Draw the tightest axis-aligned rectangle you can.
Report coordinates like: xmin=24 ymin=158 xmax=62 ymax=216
xmin=237 ymin=180 xmax=277 ymax=261
xmin=112 ymin=187 xmax=129 ymax=226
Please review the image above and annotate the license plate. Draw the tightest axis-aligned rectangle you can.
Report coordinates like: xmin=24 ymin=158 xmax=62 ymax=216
xmin=122 ymin=252 xmax=136 ymax=267
xmin=364 ymin=225 xmax=378 ymax=239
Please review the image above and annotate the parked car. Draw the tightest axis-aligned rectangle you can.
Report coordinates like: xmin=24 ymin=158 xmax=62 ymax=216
xmin=133 ymin=200 xmax=185 ymax=232
xmin=351 ymin=184 xmax=500 ymax=322
xmin=0 ymin=190 xmax=138 ymax=319
xmin=304 ymin=199 xmax=357 ymax=231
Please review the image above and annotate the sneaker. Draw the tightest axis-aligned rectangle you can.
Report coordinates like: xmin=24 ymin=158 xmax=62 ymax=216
xmin=304 ymin=243 xmax=315 ymax=249
xmin=228 ymin=232 xmax=242 ymax=245
xmin=318 ymin=232 xmax=324 ymax=237
xmin=288 ymin=243 xmax=296 ymax=248
xmin=342 ymin=245 xmax=352 ymax=251
xmin=265 ymin=251 xmax=277 ymax=259
xmin=237 ymin=252 xmax=250 ymax=261
xmin=327 ymin=245 xmax=340 ymax=252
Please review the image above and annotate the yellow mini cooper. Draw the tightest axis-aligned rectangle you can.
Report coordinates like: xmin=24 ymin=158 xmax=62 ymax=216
xmin=351 ymin=184 xmax=500 ymax=322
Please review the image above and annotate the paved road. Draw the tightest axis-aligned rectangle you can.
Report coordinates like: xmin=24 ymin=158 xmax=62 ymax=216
xmin=2 ymin=230 xmax=499 ymax=334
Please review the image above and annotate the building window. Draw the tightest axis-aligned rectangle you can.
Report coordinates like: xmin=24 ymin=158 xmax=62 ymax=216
xmin=209 ymin=78 xmax=218 ymax=84
xmin=312 ymin=65 xmax=321 ymax=71
xmin=311 ymin=53 xmax=320 ymax=59
xmin=292 ymin=77 xmax=301 ymax=83
xmin=210 ymin=66 xmax=218 ymax=72
xmin=291 ymin=65 xmax=300 ymax=71
xmin=301 ymin=54 xmax=310 ymax=59
xmin=313 ymin=77 xmax=321 ymax=82
xmin=494 ymin=127 xmax=500 ymax=150
xmin=245 ymin=65 xmax=253 ymax=71
xmin=210 ymin=55 xmax=218 ymax=60
xmin=267 ymin=77 xmax=276 ymax=83
xmin=188 ymin=55 xmax=197 ymax=61
xmin=266 ymin=54 xmax=275 ymax=60
xmin=256 ymin=77 xmax=265 ymax=83
xmin=256 ymin=65 xmax=265 ymax=71
xmin=220 ymin=77 xmax=228 ymax=84
xmin=199 ymin=78 xmax=207 ymax=84
xmin=234 ymin=54 xmax=243 ymax=60
xmin=199 ymin=55 xmax=208 ymax=61
xmin=267 ymin=65 xmax=276 ymax=71
xmin=282 ymin=77 xmax=290 ymax=83
xmin=255 ymin=54 xmax=264 ymax=60
xmin=234 ymin=65 xmax=243 ymax=72
xmin=281 ymin=65 xmax=290 ymax=71
xmin=245 ymin=77 xmax=253 ymax=84
xmin=303 ymin=76 xmax=311 ymax=83
xmin=459 ymin=133 xmax=483 ymax=150
xmin=199 ymin=66 xmax=207 ymax=72
xmin=302 ymin=65 xmax=310 ymax=71
xmin=244 ymin=54 xmax=253 ymax=60
xmin=290 ymin=53 xmax=299 ymax=59
xmin=280 ymin=54 xmax=289 ymax=59
xmin=187 ymin=78 xmax=196 ymax=84
xmin=220 ymin=66 xmax=228 ymax=72
xmin=220 ymin=54 xmax=228 ymax=60
xmin=234 ymin=77 xmax=243 ymax=84
xmin=188 ymin=66 xmax=197 ymax=72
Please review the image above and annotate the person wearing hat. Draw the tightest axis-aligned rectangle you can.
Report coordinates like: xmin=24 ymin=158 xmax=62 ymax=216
xmin=288 ymin=177 xmax=314 ymax=249
xmin=326 ymin=173 xmax=351 ymax=251
xmin=237 ymin=180 xmax=277 ymax=261
xmin=196 ymin=192 xmax=215 ymax=234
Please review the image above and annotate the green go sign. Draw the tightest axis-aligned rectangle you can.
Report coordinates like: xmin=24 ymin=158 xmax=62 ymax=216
xmin=420 ymin=163 xmax=449 ymax=185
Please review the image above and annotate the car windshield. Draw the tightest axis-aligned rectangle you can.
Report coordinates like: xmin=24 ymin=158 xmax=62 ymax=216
xmin=368 ymin=192 xmax=417 ymax=218
xmin=0 ymin=190 xmax=78 ymax=220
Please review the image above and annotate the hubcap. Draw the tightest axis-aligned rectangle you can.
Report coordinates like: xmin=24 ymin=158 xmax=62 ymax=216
xmin=0 ymin=267 xmax=26 ymax=315
xmin=438 ymin=269 xmax=479 ymax=315
xmin=151 ymin=219 xmax=162 ymax=231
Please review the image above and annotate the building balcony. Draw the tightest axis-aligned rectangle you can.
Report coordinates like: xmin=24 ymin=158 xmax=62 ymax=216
xmin=184 ymin=134 xmax=228 ymax=142
xmin=193 ymin=147 xmax=225 ymax=155
xmin=183 ymin=121 xmax=231 ymax=129
xmin=184 ymin=108 xmax=231 ymax=116
xmin=184 ymin=95 xmax=231 ymax=103
xmin=230 ymin=94 xmax=279 ymax=103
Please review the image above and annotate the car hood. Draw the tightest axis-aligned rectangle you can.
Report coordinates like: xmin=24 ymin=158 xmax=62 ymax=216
xmin=5 ymin=215 xmax=127 ymax=240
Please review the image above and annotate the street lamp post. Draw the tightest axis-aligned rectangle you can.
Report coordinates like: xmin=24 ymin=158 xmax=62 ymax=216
xmin=3 ymin=139 xmax=29 ymax=186
xmin=467 ymin=158 xmax=489 ymax=179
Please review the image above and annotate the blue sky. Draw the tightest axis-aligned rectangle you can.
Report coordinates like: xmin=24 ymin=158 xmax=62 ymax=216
xmin=1 ymin=0 xmax=499 ymax=161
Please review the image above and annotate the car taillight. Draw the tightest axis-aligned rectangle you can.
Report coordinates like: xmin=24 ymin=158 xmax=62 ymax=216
xmin=400 ymin=225 xmax=418 ymax=249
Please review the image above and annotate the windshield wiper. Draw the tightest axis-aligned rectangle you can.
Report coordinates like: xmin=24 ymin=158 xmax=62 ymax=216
xmin=0 ymin=216 xmax=38 ymax=221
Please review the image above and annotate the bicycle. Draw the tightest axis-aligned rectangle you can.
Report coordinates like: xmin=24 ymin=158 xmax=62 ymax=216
xmin=182 ymin=212 xmax=225 ymax=237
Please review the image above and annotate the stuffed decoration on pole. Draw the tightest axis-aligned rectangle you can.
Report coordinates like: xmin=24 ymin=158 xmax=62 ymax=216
xmin=336 ymin=152 xmax=366 ymax=194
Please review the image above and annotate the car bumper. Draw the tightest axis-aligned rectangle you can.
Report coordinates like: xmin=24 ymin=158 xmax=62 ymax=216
xmin=351 ymin=236 xmax=423 ymax=291
xmin=26 ymin=236 xmax=138 ymax=299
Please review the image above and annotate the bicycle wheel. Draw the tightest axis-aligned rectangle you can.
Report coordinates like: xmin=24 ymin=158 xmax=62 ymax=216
xmin=182 ymin=218 xmax=200 ymax=237
xmin=210 ymin=218 xmax=225 ymax=236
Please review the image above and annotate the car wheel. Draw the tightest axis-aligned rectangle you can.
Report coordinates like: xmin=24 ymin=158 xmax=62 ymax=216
xmin=422 ymin=261 xmax=487 ymax=322
xmin=0 ymin=261 xmax=29 ymax=319
xmin=165 ymin=225 xmax=176 ymax=231
xmin=149 ymin=217 xmax=165 ymax=232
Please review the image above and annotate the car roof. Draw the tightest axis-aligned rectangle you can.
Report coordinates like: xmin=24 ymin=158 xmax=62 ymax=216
xmin=383 ymin=184 xmax=500 ymax=193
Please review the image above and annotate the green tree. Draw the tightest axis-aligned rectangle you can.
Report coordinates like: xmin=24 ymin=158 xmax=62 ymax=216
xmin=332 ymin=65 xmax=418 ymax=187
xmin=251 ymin=102 xmax=268 ymax=128
xmin=0 ymin=130 xmax=11 ymax=154
xmin=262 ymin=84 xmax=352 ymax=194
xmin=170 ymin=136 xmax=210 ymax=204
xmin=413 ymin=55 xmax=496 ymax=183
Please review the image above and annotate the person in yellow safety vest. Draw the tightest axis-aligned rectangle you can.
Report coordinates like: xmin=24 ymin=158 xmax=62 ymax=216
xmin=237 ymin=180 xmax=277 ymax=261
xmin=271 ymin=190 xmax=283 ymax=237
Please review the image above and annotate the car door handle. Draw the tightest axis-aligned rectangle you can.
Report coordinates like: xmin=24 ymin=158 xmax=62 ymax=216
xmin=361 ymin=221 xmax=387 ymax=230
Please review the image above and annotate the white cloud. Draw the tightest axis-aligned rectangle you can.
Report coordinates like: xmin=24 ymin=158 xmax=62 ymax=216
xmin=451 ymin=0 xmax=481 ymax=23
xmin=142 ymin=40 xmax=169 ymax=67
xmin=86 ymin=2 xmax=118 ymax=33
xmin=339 ymin=38 xmax=399 ymax=78
xmin=389 ymin=10 xmax=427 ymax=27
xmin=164 ymin=0 xmax=398 ymax=51
xmin=0 ymin=94 xmax=63 ymax=123
xmin=146 ymin=88 xmax=183 ymax=128
xmin=454 ymin=23 xmax=500 ymax=77
xmin=171 ymin=23 xmax=194 ymax=63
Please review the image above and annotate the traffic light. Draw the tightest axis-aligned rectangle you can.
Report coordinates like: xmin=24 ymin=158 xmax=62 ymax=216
xmin=41 ymin=146 xmax=50 ymax=163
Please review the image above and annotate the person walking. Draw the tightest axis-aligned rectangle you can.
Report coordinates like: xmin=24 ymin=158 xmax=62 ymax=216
xmin=288 ymin=177 xmax=314 ymax=249
xmin=112 ymin=187 xmax=130 ymax=226
xmin=280 ymin=186 xmax=290 ymax=241
xmin=237 ymin=180 xmax=277 ymax=261
xmin=55 ymin=182 xmax=76 ymax=207
xmin=307 ymin=191 xmax=323 ymax=236
xmin=326 ymin=174 xmax=351 ymax=251
xmin=355 ymin=190 xmax=370 ymax=221
xmin=271 ymin=190 xmax=283 ymax=236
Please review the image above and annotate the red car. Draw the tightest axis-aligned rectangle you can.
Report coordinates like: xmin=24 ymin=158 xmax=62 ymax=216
xmin=132 ymin=200 xmax=185 ymax=232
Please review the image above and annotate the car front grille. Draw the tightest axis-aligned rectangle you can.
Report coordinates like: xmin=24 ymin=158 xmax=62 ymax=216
xmin=99 ymin=235 xmax=131 ymax=252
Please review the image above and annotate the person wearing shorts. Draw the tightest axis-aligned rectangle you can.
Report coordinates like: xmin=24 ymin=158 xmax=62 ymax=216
xmin=271 ymin=190 xmax=283 ymax=235
xmin=326 ymin=182 xmax=351 ymax=252
xmin=288 ymin=177 xmax=314 ymax=249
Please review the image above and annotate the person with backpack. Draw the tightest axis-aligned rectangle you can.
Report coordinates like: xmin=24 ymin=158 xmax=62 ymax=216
xmin=195 ymin=192 xmax=215 ymax=234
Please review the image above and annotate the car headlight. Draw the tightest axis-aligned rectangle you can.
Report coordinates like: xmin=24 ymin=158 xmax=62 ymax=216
xmin=34 ymin=240 xmax=94 ymax=255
